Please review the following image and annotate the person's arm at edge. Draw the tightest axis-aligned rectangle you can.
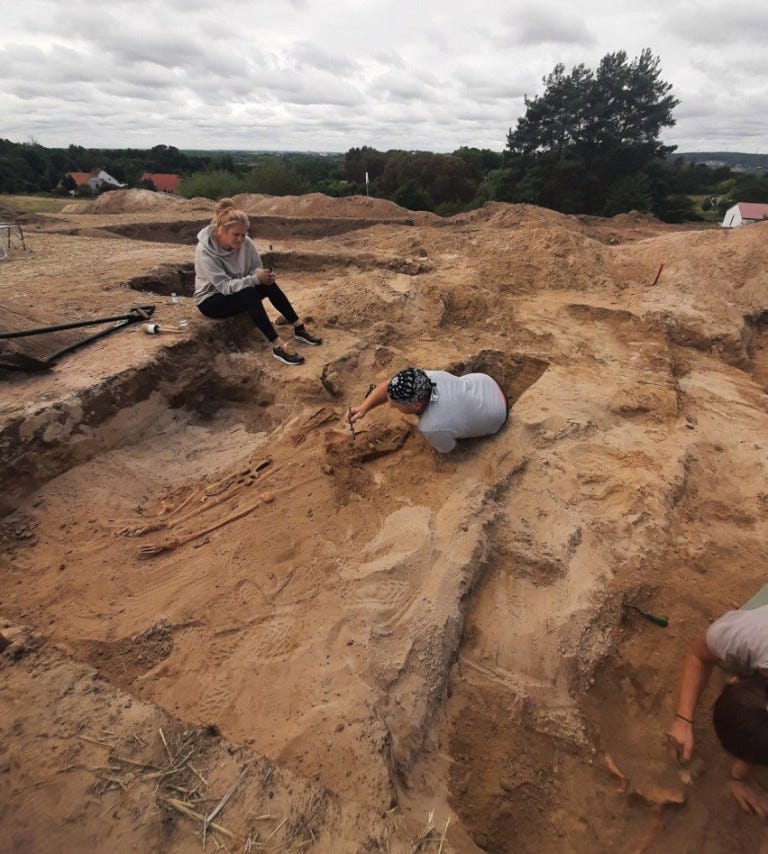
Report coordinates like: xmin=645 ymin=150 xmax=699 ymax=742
xmin=728 ymin=758 xmax=768 ymax=817
xmin=348 ymin=381 xmax=389 ymax=423
xmin=667 ymin=635 xmax=718 ymax=763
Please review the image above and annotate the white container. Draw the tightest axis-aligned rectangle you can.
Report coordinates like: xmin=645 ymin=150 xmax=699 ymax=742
xmin=170 ymin=293 xmax=189 ymax=328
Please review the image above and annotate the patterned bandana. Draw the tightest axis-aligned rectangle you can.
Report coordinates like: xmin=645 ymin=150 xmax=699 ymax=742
xmin=387 ymin=367 xmax=433 ymax=405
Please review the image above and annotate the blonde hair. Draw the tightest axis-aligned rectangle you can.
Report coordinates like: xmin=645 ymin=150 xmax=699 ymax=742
xmin=212 ymin=198 xmax=249 ymax=233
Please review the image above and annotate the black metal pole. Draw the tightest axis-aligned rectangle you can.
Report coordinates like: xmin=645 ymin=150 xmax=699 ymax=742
xmin=0 ymin=306 xmax=154 ymax=340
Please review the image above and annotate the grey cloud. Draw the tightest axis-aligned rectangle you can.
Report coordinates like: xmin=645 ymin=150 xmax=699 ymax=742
xmin=249 ymin=69 xmax=365 ymax=107
xmin=453 ymin=64 xmax=528 ymax=103
xmin=291 ymin=41 xmax=361 ymax=76
xmin=666 ymin=4 xmax=768 ymax=45
xmin=690 ymin=53 xmax=768 ymax=80
xmin=503 ymin=7 xmax=594 ymax=46
xmin=370 ymin=50 xmax=406 ymax=69
xmin=674 ymin=94 xmax=723 ymax=121
xmin=105 ymin=80 xmax=181 ymax=103
xmin=6 ymin=79 xmax=100 ymax=104
xmin=3 ymin=44 xmax=97 ymax=86
xmin=374 ymin=70 xmax=439 ymax=103
xmin=42 ymin=5 xmax=246 ymax=77
xmin=93 ymin=30 xmax=210 ymax=70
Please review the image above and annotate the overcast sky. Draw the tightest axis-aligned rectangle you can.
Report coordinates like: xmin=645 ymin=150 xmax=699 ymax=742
xmin=2 ymin=0 xmax=765 ymax=154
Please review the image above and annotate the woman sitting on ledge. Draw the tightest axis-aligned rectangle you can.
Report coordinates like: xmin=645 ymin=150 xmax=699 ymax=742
xmin=194 ymin=198 xmax=322 ymax=366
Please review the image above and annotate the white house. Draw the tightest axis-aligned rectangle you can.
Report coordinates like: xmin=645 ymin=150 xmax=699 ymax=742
xmin=94 ymin=170 xmax=124 ymax=189
xmin=721 ymin=201 xmax=768 ymax=228
xmin=66 ymin=169 xmax=125 ymax=193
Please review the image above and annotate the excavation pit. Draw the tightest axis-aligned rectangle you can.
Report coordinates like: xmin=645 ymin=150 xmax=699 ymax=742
xmin=5 ymin=193 xmax=767 ymax=852
xmin=102 ymin=215 xmax=416 ymax=244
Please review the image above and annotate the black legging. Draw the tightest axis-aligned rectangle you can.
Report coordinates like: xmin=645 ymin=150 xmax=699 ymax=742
xmin=197 ymin=284 xmax=299 ymax=343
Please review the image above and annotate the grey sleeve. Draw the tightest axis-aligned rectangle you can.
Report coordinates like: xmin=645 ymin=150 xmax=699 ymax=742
xmin=706 ymin=607 xmax=768 ymax=671
xmin=420 ymin=430 xmax=457 ymax=453
xmin=244 ymin=241 xmax=263 ymax=275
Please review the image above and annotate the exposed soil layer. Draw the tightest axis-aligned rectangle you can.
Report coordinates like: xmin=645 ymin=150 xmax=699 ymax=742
xmin=1 ymin=190 xmax=768 ymax=852
xmin=104 ymin=215 xmax=420 ymax=244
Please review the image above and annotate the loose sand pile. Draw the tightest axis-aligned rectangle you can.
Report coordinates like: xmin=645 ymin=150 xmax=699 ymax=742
xmin=62 ymin=188 xmax=212 ymax=215
xmin=1 ymin=196 xmax=767 ymax=852
xmin=62 ymin=188 xmax=438 ymax=223
xmin=232 ymin=191 xmax=439 ymax=223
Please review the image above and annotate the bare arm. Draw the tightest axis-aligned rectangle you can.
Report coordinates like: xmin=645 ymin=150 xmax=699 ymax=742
xmin=348 ymin=381 xmax=389 ymax=424
xmin=667 ymin=635 xmax=718 ymax=763
xmin=728 ymin=759 xmax=768 ymax=817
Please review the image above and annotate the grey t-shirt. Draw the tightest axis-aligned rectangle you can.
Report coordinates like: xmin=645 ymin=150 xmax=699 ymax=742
xmin=417 ymin=371 xmax=507 ymax=453
xmin=706 ymin=605 xmax=768 ymax=675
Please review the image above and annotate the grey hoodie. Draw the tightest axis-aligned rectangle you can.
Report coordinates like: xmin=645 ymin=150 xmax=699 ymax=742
xmin=193 ymin=224 xmax=264 ymax=306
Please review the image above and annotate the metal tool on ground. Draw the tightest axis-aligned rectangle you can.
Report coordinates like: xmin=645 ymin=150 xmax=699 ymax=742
xmin=622 ymin=595 xmax=669 ymax=627
xmin=0 ymin=305 xmax=155 ymax=372
xmin=143 ymin=323 xmax=184 ymax=335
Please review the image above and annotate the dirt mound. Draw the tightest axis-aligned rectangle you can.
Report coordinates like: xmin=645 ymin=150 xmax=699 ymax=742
xmin=62 ymin=189 xmax=211 ymax=215
xmin=450 ymin=202 xmax=703 ymax=246
xmin=450 ymin=201 xmax=580 ymax=231
xmin=63 ymin=190 xmax=439 ymax=223
xmin=232 ymin=191 xmax=438 ymax=223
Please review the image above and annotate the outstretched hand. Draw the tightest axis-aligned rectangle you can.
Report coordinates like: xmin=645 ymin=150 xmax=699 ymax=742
xmin=347 ymin=381 xmax=389 ymax=426
xmin=729 ymin=779 xmax=768 ymax=817
xmin=666 ymin=717 xmax=694 ymax=764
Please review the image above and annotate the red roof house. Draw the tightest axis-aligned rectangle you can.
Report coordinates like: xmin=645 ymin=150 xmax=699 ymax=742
xmin=65 ymin=169 xmax=125 ymax=192
xmin=140 ymin=173 xmax=181 ymax=193
xmin=68 ymin=171 xmax=96 ymax=187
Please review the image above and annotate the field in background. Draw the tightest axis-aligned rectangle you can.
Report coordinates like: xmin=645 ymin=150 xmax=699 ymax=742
xmin=0 ymin=194 xmax=70 ymax=214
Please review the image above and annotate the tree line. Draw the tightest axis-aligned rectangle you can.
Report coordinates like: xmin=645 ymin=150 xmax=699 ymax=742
xmin=0 ymin=141 xmax=213 ymax=195
xmin=2 ymin=50 xmax=767 ymax=223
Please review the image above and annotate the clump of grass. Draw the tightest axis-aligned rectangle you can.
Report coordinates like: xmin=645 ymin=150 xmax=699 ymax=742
xmin=0 ymin=194 xmax=70 ymax=214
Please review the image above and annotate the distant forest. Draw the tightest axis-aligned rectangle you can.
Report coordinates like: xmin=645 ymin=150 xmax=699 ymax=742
xmin=1 ymin=137 xmax=767 ymax=224
xmin=674 ymin=152 xmax=768 ymax=173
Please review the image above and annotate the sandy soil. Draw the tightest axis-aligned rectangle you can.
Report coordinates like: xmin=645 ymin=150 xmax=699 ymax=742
xmin=1 ymin=190 xmax=767 ymax=852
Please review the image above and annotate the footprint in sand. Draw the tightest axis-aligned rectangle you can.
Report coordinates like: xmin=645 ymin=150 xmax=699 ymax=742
xmin=353 ymin=575 xmax=412 ymax=613
xmin=197 ymin=667 xmax=233 ymax=721
xmin=249 ymin=617 xmax=298 ymax=661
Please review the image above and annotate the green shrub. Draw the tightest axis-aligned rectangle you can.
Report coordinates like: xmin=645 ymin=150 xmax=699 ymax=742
xmin=602 ymin=174 xmax=653 ymax=216
xmin=392 ymin=179 xmax=433 ymax=212
xmin=242 ymin=158 xmax=311 ymax=196
xmin=177 ymin=170 xmax=244 ymax=199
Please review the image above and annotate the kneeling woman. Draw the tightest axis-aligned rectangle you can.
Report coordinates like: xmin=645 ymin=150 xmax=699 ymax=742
xmin=194 ymin=198 xmax=322 ymax=365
